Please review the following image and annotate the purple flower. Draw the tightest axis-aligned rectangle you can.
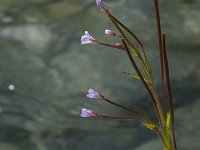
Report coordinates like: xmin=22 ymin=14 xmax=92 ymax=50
xmin=96 ymin=0 xmax=108 ymax=12
xmin=87 ymin=89 xmax=104 ymax=100
xmin=81 ymin=31 xmax=96 ymax=45
xmin=80 ymin=108 xmax=97 ymax=117
xmin=105 ymin=29 xmax=116 ymax=36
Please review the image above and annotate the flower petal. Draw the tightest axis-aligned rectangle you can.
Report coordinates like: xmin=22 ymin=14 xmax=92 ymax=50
xmin=96 ymin=0 xmax=108 ymax=12
xmin=87 ymin=89 xmax=104 ymax=100
xmin=81 ymin=31 xmax=96 ymax=45
xmin=80 ymin=108 xmax=96 ymax=117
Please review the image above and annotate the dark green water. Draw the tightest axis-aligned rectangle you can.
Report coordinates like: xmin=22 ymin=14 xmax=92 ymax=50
xmin=0 ymin=0 xmax=199 ymax=149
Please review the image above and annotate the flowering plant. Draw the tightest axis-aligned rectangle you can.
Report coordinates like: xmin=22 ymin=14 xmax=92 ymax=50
xmin=80 ymin=0 xmax=177 ymax=149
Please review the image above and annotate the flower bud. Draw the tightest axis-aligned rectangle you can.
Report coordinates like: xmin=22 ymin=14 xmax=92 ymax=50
xmin=80 ymin=108 xmax=97 ymax=117
xmin=105 ymin=29 xmax=116 ymax=36
xmin=87 ymin=89 xmax=104 ymax=100
xmin=96 ymin=0 xmax=108 ymax=13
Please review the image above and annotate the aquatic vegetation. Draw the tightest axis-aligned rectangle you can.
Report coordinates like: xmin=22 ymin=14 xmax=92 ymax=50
xmin=80 ymin=0 xmax=177 ymax=149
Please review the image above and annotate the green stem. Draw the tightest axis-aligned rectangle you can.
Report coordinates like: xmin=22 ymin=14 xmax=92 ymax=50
xmin=155 ymin=129 xmax=171 ymax=150
xmin=149 ymin=79 xmax=166 ymax=128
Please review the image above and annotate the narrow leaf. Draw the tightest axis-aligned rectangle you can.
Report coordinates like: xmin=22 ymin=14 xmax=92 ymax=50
xmin=144 ymin=122 xmax=157 ymax=131
xmin=123 ymin=72 xmax=150 ymax=84
xmin=129 ymin=47 xmax=139 ymax=57
xmin=166 ymin=112 xmax=171 ymax=128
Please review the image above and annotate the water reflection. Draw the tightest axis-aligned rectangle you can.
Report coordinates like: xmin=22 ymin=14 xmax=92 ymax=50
xmin=0 ymin=0 xmax=200 ymax=150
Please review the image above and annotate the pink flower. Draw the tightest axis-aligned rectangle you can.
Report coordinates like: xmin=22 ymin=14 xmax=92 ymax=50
xmin=87 ymin=89 xmax=104 ymax=100
xmin=105 ymin=29 xmax=116 ymax=36
xmin=96 ymin=0 xmax=108 ymax=12
xmin=80 ymin=108 xmax=97 ymax=117
xmin=81 ymin=31 xmax=96 ymax=45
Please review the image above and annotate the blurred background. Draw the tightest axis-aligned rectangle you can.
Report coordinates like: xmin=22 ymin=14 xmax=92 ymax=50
xmin=0 ymin=0 xmax=199 ymax=149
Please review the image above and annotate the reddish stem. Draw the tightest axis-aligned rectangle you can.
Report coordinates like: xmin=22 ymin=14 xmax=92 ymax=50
xmin=97 ymin=41 xmax=125 ymax=51
xmin=122 ymin=39 xmax=164 ymax=128
xmin=98 ymin=115 xmax=139 ymax=120
xmin=162 ymin=33 xmax=177 ymax=150
xmin=153 ymin=0 xmax=167 ymax=117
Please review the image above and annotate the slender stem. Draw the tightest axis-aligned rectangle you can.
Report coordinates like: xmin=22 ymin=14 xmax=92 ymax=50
xmin=98 ymin=115 xmax=140 ymax=120
xmin=108 ymin=13 xmax=149 ymax=66
xmin=162 ymin=33 xmax=177 ymax=150
xmin=104 ymin=98 xmax=147 ymax=121
xmin=108 ymin=14 xmax=132 ymax=47
xmin=153 ymin=0 xmax=167 ymax=117
xmin=107 ymin=14 xmax=151 ymax=82
xmin=104 ymin=98 xmax=139 ymax=114
xmin=108 ymin=13 xmax=143 ymax=48
xmin=97 ymin=41 xmax=125 ymax=51
xmin=155 ymin=129 xmax=172 ymax=150
xmin=108 ymin=13 xmax=150 ymax=72
xmin=122 ymin=39 xmax=164 ymax=128
xmin=149 ymin=80 xmax=165 ymax=119
xmin=129 ymin=43 xmax=152 ymax=80
xmin=100 ymin=40 xmax=150 ymax=81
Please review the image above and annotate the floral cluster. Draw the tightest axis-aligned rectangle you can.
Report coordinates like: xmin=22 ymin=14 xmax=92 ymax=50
xmin=80 ymin=0 xmax=177 ymax=150
xmin=80 ymin=89 xmax=103 ymax=118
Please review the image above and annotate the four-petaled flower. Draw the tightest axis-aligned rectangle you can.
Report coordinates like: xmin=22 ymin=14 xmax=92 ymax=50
xmin=81 ymin=31 xmax=96 ymax=45
xmin=87 ymin=89 xmax=104 ymax=100
xmin=80 ymin=108 xmax=97 ymax=117
xmin=96 ymin=0 xmax=108 ymax=13
xmin=105 ymin=29 xmax=116 ymax=36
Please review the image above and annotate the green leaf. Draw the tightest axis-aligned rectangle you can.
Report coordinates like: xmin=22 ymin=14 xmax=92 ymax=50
xmin=123 ymin=72 xmax=150 ymax=84
xmin=166 ymin=112 xmax=171 ymax=128
xmin=165 ymin=112 xmax=172 ymax=138
xmin=109 ymin=13 xmax=144 ymax=52
xmin=144 ymin=122 xmax=157 ymax=131
xmin=129 ymin=47 xmax=139 ymax=57
xmin=163 ymin=147 xmax=169 ymax=150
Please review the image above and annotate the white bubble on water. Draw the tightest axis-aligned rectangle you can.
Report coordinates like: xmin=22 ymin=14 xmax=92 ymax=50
xmin=8 ymin=84 xmax=15 ymax=91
